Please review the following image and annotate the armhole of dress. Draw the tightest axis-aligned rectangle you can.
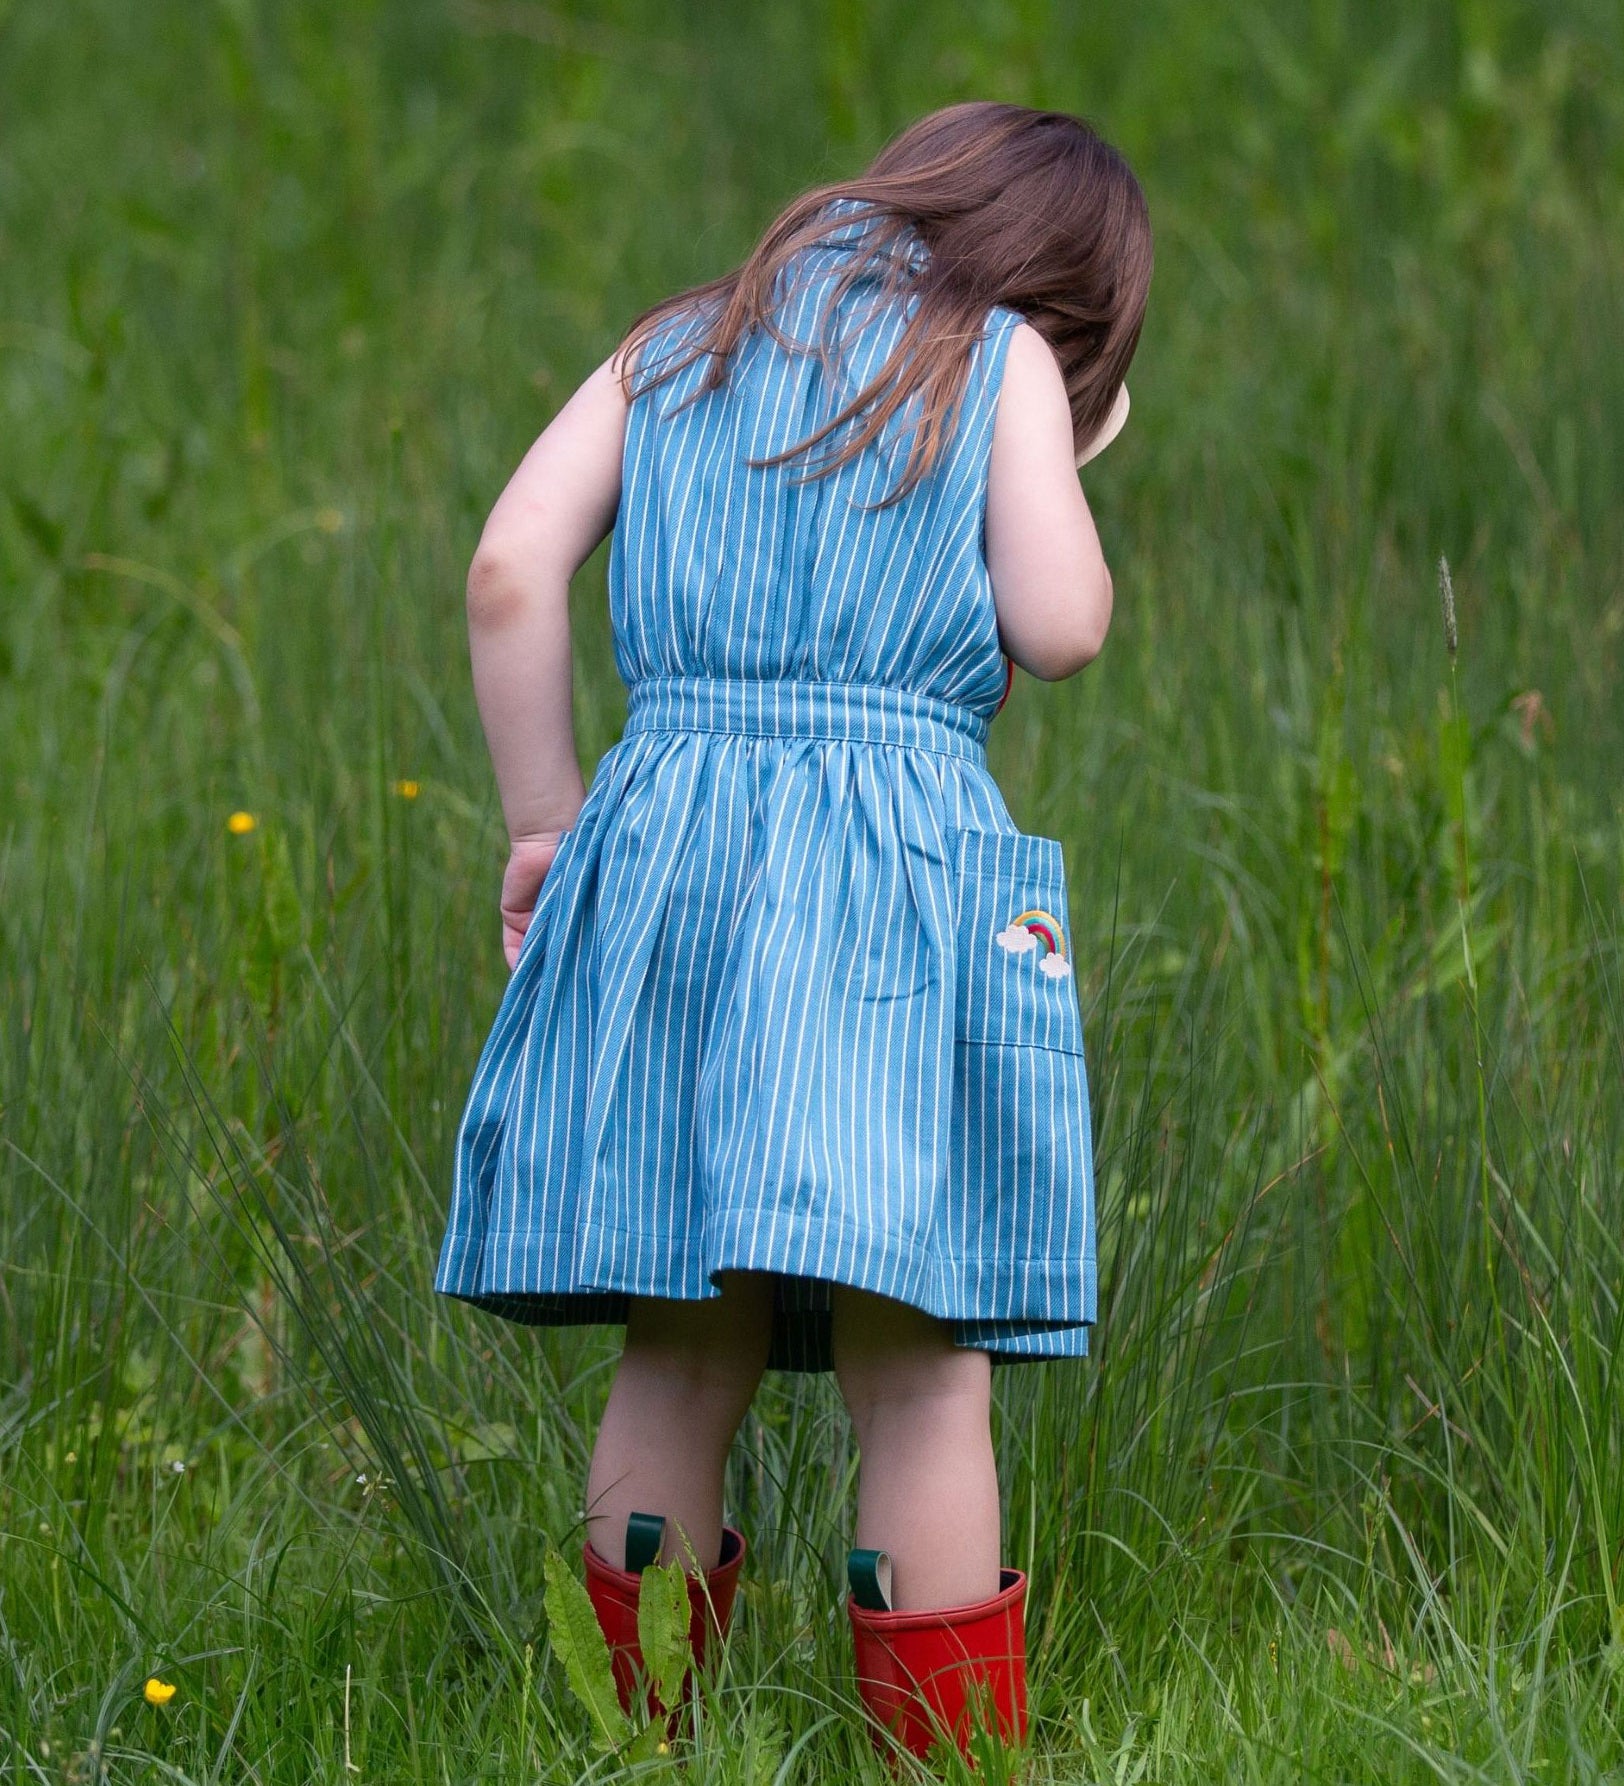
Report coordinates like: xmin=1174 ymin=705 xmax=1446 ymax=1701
xmin=632 ymin=301 xmax=716 ymax=405
xmin=611 ymin=307 xmax=682 ymax=585
xmin=617 ymin=329 xmax=653 ymax=502
xmin=620 ymin=305 xmax=707 ymax=497
xmin=981 ymin=303 xmax=1025 ymax=397
xmin=976 ymin=306 xmax=1025 ymax=564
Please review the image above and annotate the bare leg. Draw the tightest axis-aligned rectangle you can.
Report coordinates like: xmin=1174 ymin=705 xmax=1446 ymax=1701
xmin=831 ymin=1284 xmax=1002 ymax=1610
xmin=585 ymin=1270 xmax=775 ymax=1573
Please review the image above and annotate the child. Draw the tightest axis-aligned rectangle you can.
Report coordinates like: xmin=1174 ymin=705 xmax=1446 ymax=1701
xmin=435 ymin=99 xmax=1151 ymax=1766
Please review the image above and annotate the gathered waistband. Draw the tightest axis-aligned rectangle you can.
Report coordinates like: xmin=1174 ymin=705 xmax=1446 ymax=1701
xmin=622 ymin=676 xmax=992 ymax=762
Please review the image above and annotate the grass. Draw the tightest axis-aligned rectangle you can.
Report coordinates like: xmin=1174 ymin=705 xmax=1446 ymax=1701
xmin=2 ymin=0 xmax=1622 ymax=1778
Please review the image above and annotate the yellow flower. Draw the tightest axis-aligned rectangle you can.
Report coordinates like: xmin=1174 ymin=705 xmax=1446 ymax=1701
xmin=226 ymin=811 xmax=257 ymax=836
xmin=143 ymin=1677 xmax=177 ymax=1705
xmin=391 ymin=780 xmax=420 ymax=800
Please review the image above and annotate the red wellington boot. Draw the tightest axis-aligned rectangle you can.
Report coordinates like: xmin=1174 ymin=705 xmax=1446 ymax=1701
xmin=582 ymin=1512 xmax=746 ymax=1734
xmin=847 ymin=1549 xmax=1028 ymax=1771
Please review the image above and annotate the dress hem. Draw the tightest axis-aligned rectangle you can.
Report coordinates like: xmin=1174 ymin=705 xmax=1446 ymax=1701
xmin=433 ymin=1280 xmax=1094 ymax=1371
xmin=436 ymin=1209 xmax=1097 ymax=1331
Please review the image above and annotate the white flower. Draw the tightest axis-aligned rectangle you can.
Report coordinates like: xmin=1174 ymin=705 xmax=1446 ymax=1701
xmin=995 ymin=924 xmax=1037 ymax=955
xmin=1038 ymin=952 xmax=1072 ymax=979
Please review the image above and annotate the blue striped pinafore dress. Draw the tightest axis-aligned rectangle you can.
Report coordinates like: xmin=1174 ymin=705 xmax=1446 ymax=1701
xmin=435 ymin=198 xmax=1098 ymax=1372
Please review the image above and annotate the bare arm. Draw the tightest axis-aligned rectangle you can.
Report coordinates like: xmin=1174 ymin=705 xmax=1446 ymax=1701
xmin=465 ymin=346 xmax=631 ymax=962
xmin=984 ymin=323 xmax=1118 ymax=680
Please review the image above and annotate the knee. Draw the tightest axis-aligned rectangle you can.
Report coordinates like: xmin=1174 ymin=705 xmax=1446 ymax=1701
xmin=620 ymin=1331 xmax=763 ymax=1417
xmin=831 ymin=1299 xmax=990 ymax=1447
xmin=620 ymin=1283 xmax=773 ymax=1421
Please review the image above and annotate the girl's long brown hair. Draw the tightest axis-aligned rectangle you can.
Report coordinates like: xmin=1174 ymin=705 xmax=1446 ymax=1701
xmin=614 ymin=101 xmax=1153 ymax=509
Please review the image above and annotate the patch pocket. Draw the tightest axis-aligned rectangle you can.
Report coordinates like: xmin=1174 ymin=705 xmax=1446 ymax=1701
xmin=947 ymin=827 xmax=1095 ymax=1278
xmin=951 ymin=827 xmax=1085 ymax=1053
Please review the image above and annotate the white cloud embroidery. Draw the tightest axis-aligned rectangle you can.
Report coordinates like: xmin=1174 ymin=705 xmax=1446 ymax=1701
xmin=994 ymin=923 xmax=1038 ymax=955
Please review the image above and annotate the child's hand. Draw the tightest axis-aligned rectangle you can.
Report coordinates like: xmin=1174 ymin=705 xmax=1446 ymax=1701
xmin=500 ymin=831 xmax=572 ymax=970
xmin=1074 ymin=383 xmax=1130 ymax=469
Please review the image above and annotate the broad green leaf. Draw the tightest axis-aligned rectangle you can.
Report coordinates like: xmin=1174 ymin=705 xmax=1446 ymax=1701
xmin=636 ymin=1556 xmax=692 ymax=1713
xmin=622 ymin=1718 xmax=672 ymax=1764
xmin=542 ymin=1546 xmax=629 ymax=1751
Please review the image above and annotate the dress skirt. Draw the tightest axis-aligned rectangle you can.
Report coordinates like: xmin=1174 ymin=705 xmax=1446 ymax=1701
xmin=434 ymin=675 xmax=1098 ymax=1372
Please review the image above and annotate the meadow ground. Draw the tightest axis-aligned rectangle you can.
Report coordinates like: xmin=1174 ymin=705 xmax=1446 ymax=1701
xmin=2 ymin=2 xmax=1622 ymax=1780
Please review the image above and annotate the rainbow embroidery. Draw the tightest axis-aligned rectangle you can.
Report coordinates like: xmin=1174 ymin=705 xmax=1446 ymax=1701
xmin=994 ymin=908 xmax=1073 ymax=978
